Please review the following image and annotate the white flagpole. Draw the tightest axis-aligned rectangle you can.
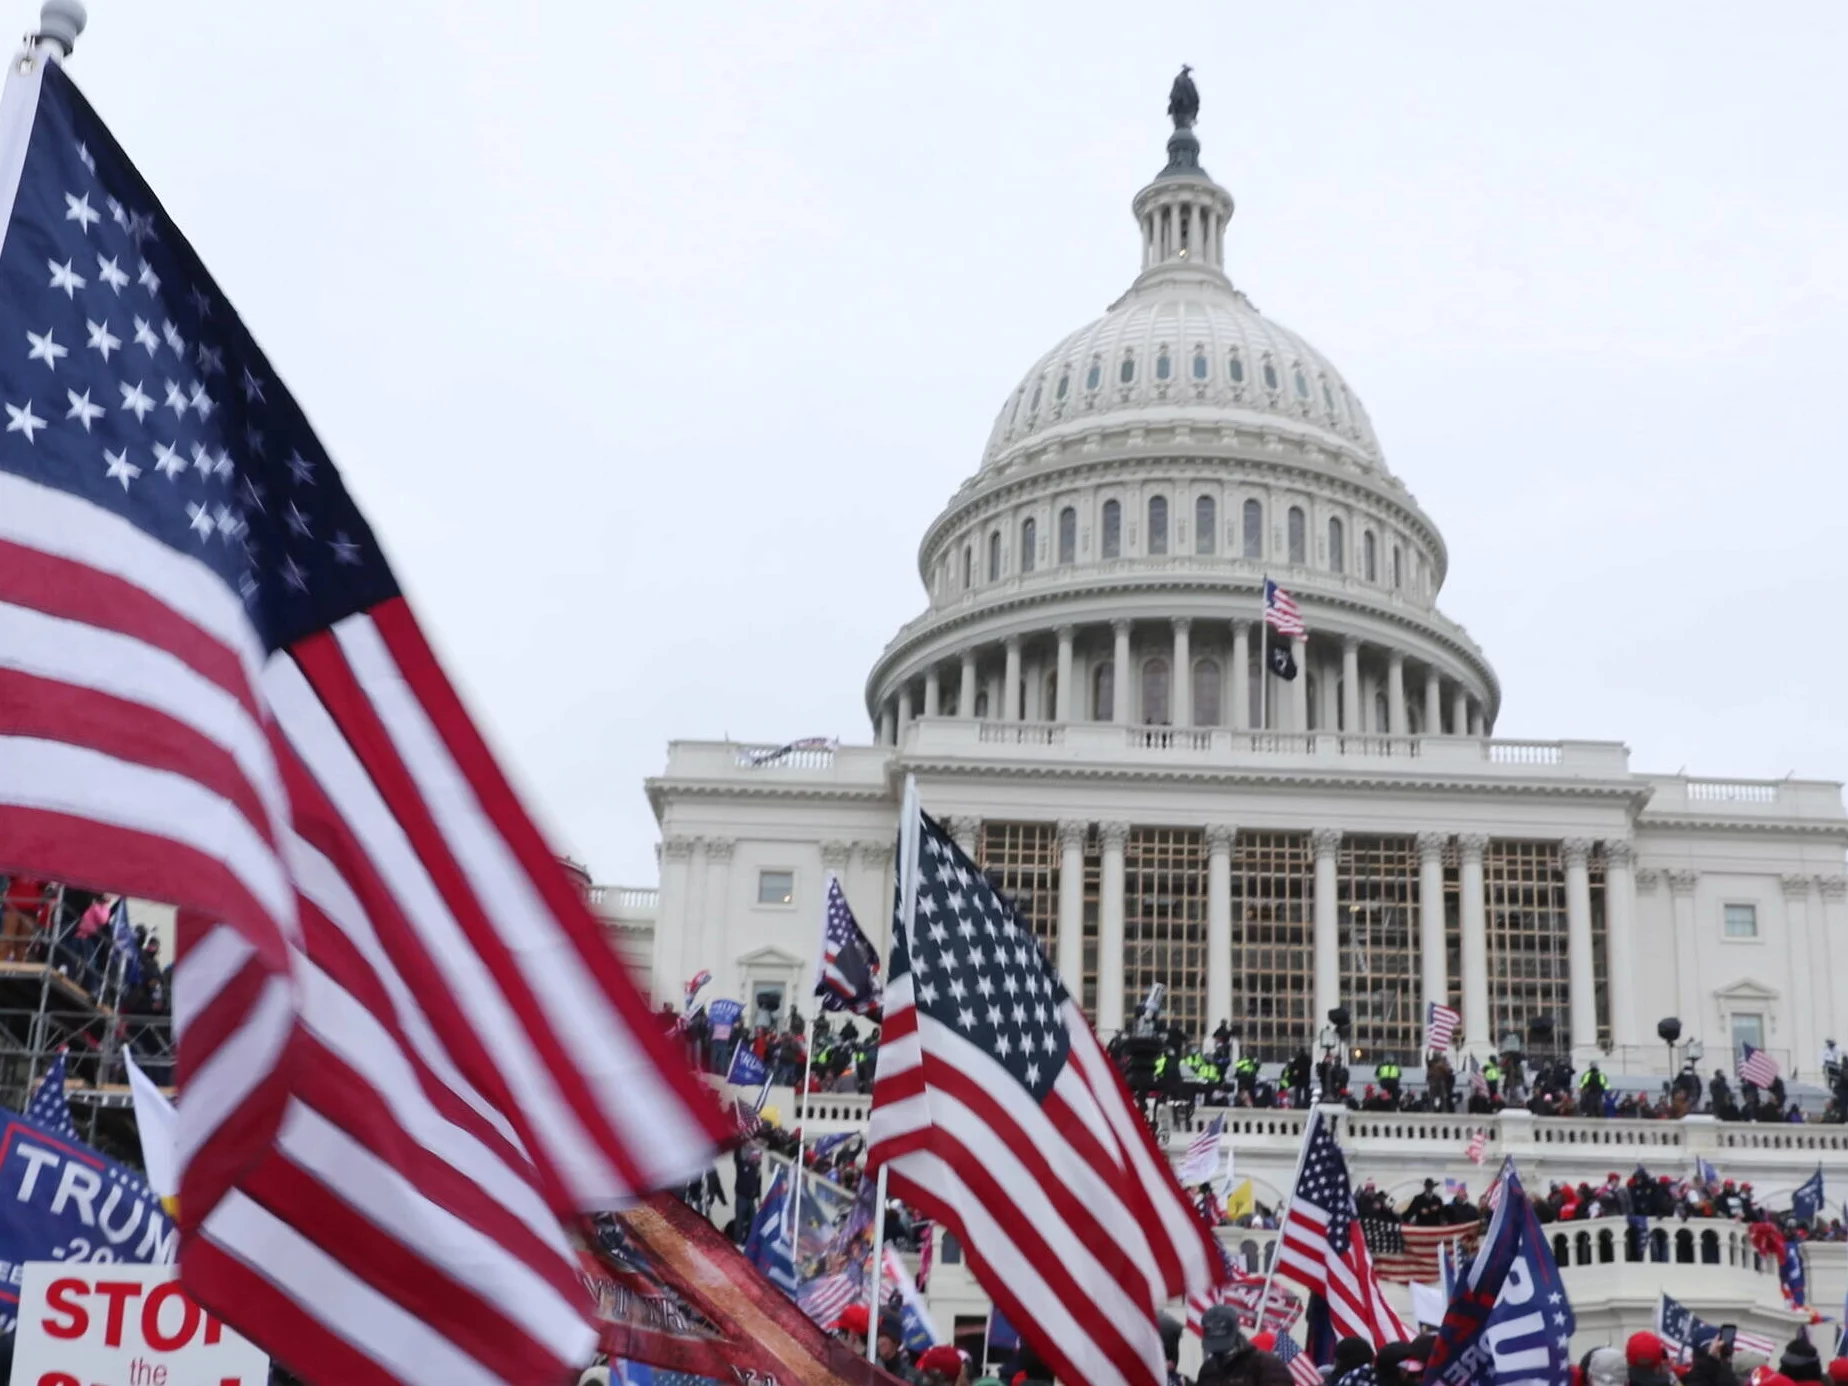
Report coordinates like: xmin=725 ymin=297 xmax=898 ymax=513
xmin=864 ymin=1161 xmax=889 ymax=1364
xmin=1258 ymin=580 xmax=1269 ymax=735
xmin=794 ymin=874 xmax=835 ymax=1231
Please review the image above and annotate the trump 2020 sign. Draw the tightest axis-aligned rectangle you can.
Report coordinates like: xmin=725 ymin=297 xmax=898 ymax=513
xmin=12 ymin=1262 xmax=269 ymax=1386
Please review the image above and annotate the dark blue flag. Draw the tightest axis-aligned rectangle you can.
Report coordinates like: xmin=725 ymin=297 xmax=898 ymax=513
xmin=1426 ymin=1163 xmax=1575 ymax=1386
xmin=815 ymin=877 xmax=882 ymax=1017
xmin=743 ymin=1170 xmax=798 ymax=1296
xmin=727 ymin=1043 xmax=769 ymax=1088
xmin=1794 ymin=1167 xmax=1825 ymax=1226
xmin=107 ymin=896 xmax=140 ymax=992
xmin=1780 ymin=1238 xmax=1808 ymax=1309
xmin=24 ymin=1053 xmax=79 ymax=1142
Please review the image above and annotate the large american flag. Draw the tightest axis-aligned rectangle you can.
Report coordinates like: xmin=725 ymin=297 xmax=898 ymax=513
xmin=1738 ymin=1043 xmax=1780 ymax=1089
xmin=0 ymin=51 xmax=729 ymax=1384
xmin=1357 ymin=1217 xmax=1482 ymax=1283
xmin=1263 ymin=578 xmax=1305 ymax=638
xmin=1424 ymin=1001 xmax=1459 ymax=1054
xmin=868 ymin=788 xmax=1220 ymax=1386
xmin=1273 ymin=1112 xmax=1409 ymax=1350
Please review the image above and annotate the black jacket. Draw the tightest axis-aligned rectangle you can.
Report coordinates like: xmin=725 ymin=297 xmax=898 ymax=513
xmin=1198 ymin=1347 xmax=1293 ymax=1386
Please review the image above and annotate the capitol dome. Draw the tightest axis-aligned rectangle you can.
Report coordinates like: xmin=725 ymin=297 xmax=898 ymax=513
xmin=866 ymin=78 xmax=1499 ymax=745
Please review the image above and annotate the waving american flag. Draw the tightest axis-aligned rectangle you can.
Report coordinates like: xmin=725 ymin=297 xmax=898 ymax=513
xmin=0 ymin=47 xmax=728 ymax=1385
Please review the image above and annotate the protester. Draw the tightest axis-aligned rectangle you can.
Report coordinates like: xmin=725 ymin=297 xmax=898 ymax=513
xmin=1195 ymin=1306 xmax=1292 ymax=1386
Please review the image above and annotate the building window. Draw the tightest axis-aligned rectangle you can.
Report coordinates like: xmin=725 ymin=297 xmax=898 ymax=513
xmin=1193 ymin=349 xmax=1208 ymax=380
xmin=1193 ymin=659 xmax=1222 ymax=726
xmin=1009 ymin=388 xmax=1024 ymax=426
xmin=1230 ymin=831 xmax=1314 ymax=1059
xmin=987 ymin=531 xmax=1002 ymax=581
xmin=961 ymin=545 xmax=971 ymax=590
xmin=1262 ymin=359 xmax=1280 ymax=392
xmin=1085 ymin=358 xmax=1102 ymax=391
xmin=1092 ymin=662 xmax=1114 ymax=721
xmin=1723 ymin=903 xmax=1759 ymax=939
xmin=1147 ymin=496 xmax=1168 ymax=555
xmin=757 ymin=870 xmax=794 ymax=906
xmin=1242 ymin=498 xmax=1263 ymax=557
xmin=1328 ymin=517 xmax=1345 ymax=574
xmin=1322 ymin=380 xmax=1336 ymax=413
xmin=1124 ymin=828 xmax=1208 ymax=1043
xmin=1363 ymin=531 xmax=1377 ymax=583
xmin=1101 ymin=500 xmax=1122 ymax=558
xmin=1141 ymin=658 xmax=1170 ymax=725
xmin=1292 ymin=366 xmax=1310 ymax=399
xmin=1194 ymin=496 xmax=1216 ymax=555
xmin=1484 ymin=841 xmax=1576 ymax=1044
xmin=1287 ymin=507 xmax=1306 ymax=565
xmin=1373 ymin=690 xmax=1389 ymax=733
xmin=1228 ymin=349 xmax=1245 ymax=384
xmin=1057 ymin=506 xmax=1076 ymax=564
xmin=1731 ymin=1012 xmax=1765 ymax=1057
xmin=1119 ymin=352 xmax=1136 ymax=385
xmin=1028 ymin=382 xmax=1041 ymax=414
xmin=1020 ymin=517 xmax=1037 ymax=574
xmin=1056 ymin=369 xmax=1070 ymax=401
xmin=977 ymin=822 xmax=1062 ymax=964
xmin=1155 ymin=350 xmax=1171 ymax=381
xmin=1392 ymin=545 xmax=1403 ymax=589
xmin=1337 ymin=836 xmax=1422 ymax=1059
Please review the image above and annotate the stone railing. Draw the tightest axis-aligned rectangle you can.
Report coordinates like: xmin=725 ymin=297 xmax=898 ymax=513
xmin=1643 ymin=774 xmax=1846 ymax=823
xmin=586 ymin=885 xmax=659 ymax=912
xmin=1547 ymin=1217 xmax=1775 ymax=1276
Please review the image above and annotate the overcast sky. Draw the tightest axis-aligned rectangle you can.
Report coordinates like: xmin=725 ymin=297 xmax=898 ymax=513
xmin=66 ymin=3 xmax=1848 ymax=883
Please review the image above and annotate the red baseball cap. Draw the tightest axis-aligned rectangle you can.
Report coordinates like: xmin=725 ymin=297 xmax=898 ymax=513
xmin=919 ymin=1346 xmax=965 ymax=1377
xmin=1252 ymin=1332 xmax=1278 ymax=1352
xmin=1823 ymin=1360 xmax=1848 ymax=1385
xmin=836 ymin=1305 xmax=871 ymax=1336
xmin=1627 ymin=1333 xmax=1668 ymax=1369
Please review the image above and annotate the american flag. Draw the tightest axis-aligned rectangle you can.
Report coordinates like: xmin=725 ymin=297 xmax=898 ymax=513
xmin=1272 ymin=1331 xmax=1324 ymax=1386
xmin=795 ymin=1270 xmax=860 ymax=1328
xmin=817 ymin=875 xmax=882 ymax=1017
xmin=1465 ymin=1129 xmax=1488 ymax=1165
xmin=1175 ymin=1113 xmax=1225 ymax=1187
xmin=1273 ymin=1111 xmax=1409 ymax=1349
xmin=26 ymin=1051 xmax=80 ymax=1141
xmin=0 ymin=53 xmax=730 ymax=1385
xmin=868 ymin=787 xmax=1219 ymax=1386
xmin=1425 ymin=1001 xmax=1459 ymax=1054
xmin=1657 ymin=1293 xmax=1778 ymax=1359
xmin=1263 ymin=578 xmax=1305 ymax=638
xmin=1465 ymin=1054 xmax=1490 ymax=1099
xmin=1357 ymin=1218 xmax=1482 ymax=1284
xmin=1739 ymin=1043 xmax=1779 ymax=1089
xmin=1185 ymin=1242 xmax=1301 ymax=1337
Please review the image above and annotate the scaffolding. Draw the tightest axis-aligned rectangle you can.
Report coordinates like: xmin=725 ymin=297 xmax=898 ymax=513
xmin=0 ymin=876 xmax=174 ymax=1164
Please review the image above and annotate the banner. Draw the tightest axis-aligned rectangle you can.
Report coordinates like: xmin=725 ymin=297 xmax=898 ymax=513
xmin=709 ymin=999 xmax=745 ymax=1044
xmin=13 ymin=1262 xmax=267 ymax=1386
xmin=728 ymin=1045 xmax=771 ymax=1088
xmin=881 ymin=1243 xmax=941 ymax=1353
xmin=0 ymin=1111 xmax=176 ymax=1334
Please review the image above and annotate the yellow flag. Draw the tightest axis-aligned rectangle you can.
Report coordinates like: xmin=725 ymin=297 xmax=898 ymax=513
xmin=1225 ymin=1178 xmax=1254 ymax=1221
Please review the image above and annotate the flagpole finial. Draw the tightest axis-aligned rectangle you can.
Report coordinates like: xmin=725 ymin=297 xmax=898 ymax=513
xmin=33 ymin=0 xmax=85 ymax=57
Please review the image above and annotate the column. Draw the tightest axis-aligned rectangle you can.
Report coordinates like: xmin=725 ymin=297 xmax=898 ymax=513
xmin=1231 ymin=622 xmax=1251 ymax=730
xmin=923 ymin=667 xmax=940 ymax=718
xmin=1112 ymin=621 xmax=1131 ymax=726
xmin=1098 ymin=822 xmax=1130 ymax=1034
xmin=877 ymin=703 xmax=895 ymax=745
xmin=1818 ymin=877 xmax=1846 ymax=1043
xmin=1312 ymin=828 xmax=1341 ymax=1038
xmin=1002 ymin=637 xmax=1022 ymax=722
xmin=1668 ymin=871 xmax=1700 ymax=1036
xmin=1603 ymin=841 xmax=1639 ymax=1048
xmin=959 ymin=650 xmax=977 ymax=719
xmin=1341 ymin=638 xmax=1361 ymax=734
xmin=1468 ymin=703 xmax=1484 ymax=737
xmin=1417 ymin=833 xmax=1448 ymax=1049
xmin=1424 ymin=671 xmax=1443 ymax=736
xmin=897 ymin=687 xmax=913 ymax=739
xmin=1204 ymin=826 xmax=1235 ymax=1038
xmin=682 ymin=837 xmax=710 ymax=991
xmin=851 ymin=840 xmax=893 ymax=960
xmin=987 ymin=670 xmax=1003 ymax=721
xmin=1289 ymin=636 xmax=1308 ymax=731
xmin=1056 ymin=821 xmax=1087 ymax=987
xmin=1387 ymin=653 xmax=1407 ymax=736
xmin=1055 ymin=626 xmax=1075 ymax=725
xmin=1563 ymin=838 xmax=1596 ymax=1055
xmin=1172 ymin=619 xmax=1192 ymax=727
xmin=1451 ymin=687 xmax=1469 ymax=738
xmin=1459 ymin=834 xmax=1490 ymax=1051
xmin=653 ymin=836 xmax=697 ymax=1006
xmin=1319 ymin=653 xmax=1340 ymax=731
xmin=1782 ymin=875 xmax=1816 ymax=1069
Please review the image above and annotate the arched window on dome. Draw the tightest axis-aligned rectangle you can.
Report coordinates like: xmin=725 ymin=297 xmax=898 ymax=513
xmin=1322 ymin=379 xmax=1336 ymax=414
xmin=1155 ymin=349 xmax=1171 ymax=382
xmin=1092 ymin=662 xmax=1114 ymax=722
xmin=1328 ymin=518 xmax=1345 ymax=574
xmin=1146 ymin=495 xmax=1169 ymax=555
xmin=1293 ymin=365 xmax=1310 ymax=399
xmin=1101 ymin=500 xmax=1122 ymax=559
xmin=1119 ymin=352 xmax=1137 ymax=385
xmin=1287 ymin=507 xmax=1306 ymax=565
xmin=1243 ymin=498 xmax=1264 ymax=558
xmin=1056 ymin=369 xmax=1070 ymax=402
xmin=1085 ymin=358 xmax=1102 ymax=392
xmin=1374 ymin=690 xmax=1390 ymax=735
xmin=1020 ymin=517 xmax=1037 ymax=575
xmin=1228 ymin=349 xmax=1245 ymax=384
xmin=987 ymin=531 xmax=1002 ymax=582
xmin=1363 ymin=531 xmax=1377 ymax=583
xmin=1141 ymin=658 xmax=1170 ymax=726
xmin=1195 ymin=495 xmax=1216 ymax=555
xmin=1262 ymin=358 xmax=1280 ymax=392
xmin=1193 ymin=348 xmax=1208 ymax=380
xmin=1058 ymin=506 xmax=1077 ymax=565
xmin=1392 ymin=545 xmax=1403 ymax=590
xmin=1193 ymin=659 xmax=1222 ymax=727
xmin=961 ymin=545 xmax=972 ymax=591
xmin=1029 ymin=381 xmax=1042 ymax=415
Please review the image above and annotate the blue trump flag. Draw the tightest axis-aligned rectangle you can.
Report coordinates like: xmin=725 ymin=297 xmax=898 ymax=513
xmin=1426 ymin=1162 xmax=1575 ymax=1386
xmin=0 ymin=1106 xmax=177 ymax=1333
xmin=743 ymin=1170 xmax=798 ymax=1296
xmin=727 ymin=1043 xmax=770 ymax=1088
xmin=1794 ymin=1167 xmax=1825 ymax=1226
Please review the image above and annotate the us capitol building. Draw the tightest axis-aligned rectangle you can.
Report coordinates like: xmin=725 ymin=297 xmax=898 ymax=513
xmin=605 ymin=83 xmax=1847 ymax=1093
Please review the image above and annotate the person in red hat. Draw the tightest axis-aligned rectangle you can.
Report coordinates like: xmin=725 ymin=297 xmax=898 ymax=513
xmin=1627 ymin=1332 xmax=1674 ymax=1386
xmin=1824 ymin=1360 xmax=1848 ymax=1386
xmin=918 ymin=1344 xmax=970 ymax=1386
xmin=835 ymin=1304 xmax=871 ymax=1355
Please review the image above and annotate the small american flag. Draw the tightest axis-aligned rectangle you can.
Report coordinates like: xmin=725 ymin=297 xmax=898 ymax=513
xmin=1264 ymin=578 xmax=1306 ymax=638
xmin=26 ymin=1051 xmax=80 ymax=1141
xmin=1273 ymin=1111 xmax=1409 ymax=1349
xmin=1465 ymin=1129 xmax=1488 ymax=1165
xmin=816 ymin=875 xmax=882 ymax=1017
xmin=1466 ymin=1054 xmax=1490 ymax=1098
xmin=1358 ymin=1218 xmax=1482 ymax=1284
xmin=869 ymin=787 xmax=1219 ymax=1386
xmin=1272 ymin=1330 xmax=1323 ymax=1386
xmin=1424 ymin=1002 xmax=1460 ymax=1053
xmin=1185 ymin=1241 xmax=1302 ymax=1337
xmin=1176 ymin=1113 xmax=1225 ymax=1187
xmin=0 ymin=51 xmax=730 ymax=1385
xmin=1739 ymin=1043 xmax=1779 ymax=1089
xmin=795 ymin=1270 xmax=860 ymax=1329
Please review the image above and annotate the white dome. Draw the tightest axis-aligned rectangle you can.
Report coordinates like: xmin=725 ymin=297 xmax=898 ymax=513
xmin=981 ymin=267 xmax=1385 ymax=472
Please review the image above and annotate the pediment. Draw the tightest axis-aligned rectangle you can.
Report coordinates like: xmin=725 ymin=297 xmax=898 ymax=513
xmin=1714 ymin=976 xmax=1779 ymax=1002
xmin=736 ymin=945 xmax=803 ymax=969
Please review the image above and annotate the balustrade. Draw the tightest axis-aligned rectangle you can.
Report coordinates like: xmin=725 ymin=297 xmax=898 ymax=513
xmin=1546 ymin=1218 xmax=1774 ymax=1275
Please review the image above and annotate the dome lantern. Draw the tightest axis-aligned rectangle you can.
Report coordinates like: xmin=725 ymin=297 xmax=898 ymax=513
xmin=1133 ymin=67 xmax=1233 ymax=275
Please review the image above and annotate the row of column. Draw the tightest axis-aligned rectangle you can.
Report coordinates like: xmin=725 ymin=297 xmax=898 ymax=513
xmin=880 ymin=618 xmax=1486 ymax=742
xmin=959 ymin=819 xmax=1636 ymax=1055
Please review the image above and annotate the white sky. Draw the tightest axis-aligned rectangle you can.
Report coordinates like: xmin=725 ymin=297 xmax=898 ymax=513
xmin=66 ymin=3 xmax=1848 ymax=884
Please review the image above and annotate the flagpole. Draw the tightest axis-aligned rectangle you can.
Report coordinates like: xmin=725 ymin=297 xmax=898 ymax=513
xmin=1259 ymin=1104 xmax=1323 ymax=1336
xmin=1258 ymin=580 xmax=1269 ymax=735
xmin=864 ymin=1161 xmax=889 ymax=1365
xmin=795 ymin=875 xmax=834 ymax=1220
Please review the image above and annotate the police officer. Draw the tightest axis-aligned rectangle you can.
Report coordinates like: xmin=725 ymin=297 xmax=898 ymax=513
xmin=1578 ymin=1062 xmax=1609 ymax=1116
xmin=1482 ymin=1057 xmax=1502 ymax=1100
xmin=1376 ymin=1055 xmax=1402 ymax=1103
